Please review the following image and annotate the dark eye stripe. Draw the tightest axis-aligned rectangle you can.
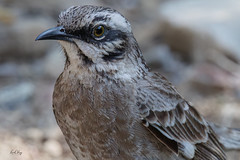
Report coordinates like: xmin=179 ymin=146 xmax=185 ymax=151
xmin=103 ymin=53 xmax=125 ymax=61
xmin=92 ymin=16 xmax=109 ymax=23
xmin=67 ymin=28 xmax=127 ymax=43
xmin=101 ymin=30 xmax=127 ymax=42
xmin=66 ymin=27 xmax=128 ymax=61
xmin=102 ymin=41 xmax=127 ymax=61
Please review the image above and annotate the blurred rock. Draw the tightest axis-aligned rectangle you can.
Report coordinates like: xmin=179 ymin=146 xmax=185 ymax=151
xmin=144 ymin=44 xmax=186 ymax=83
xmin=25 ymin=128 xmax=44 ymax=141
xmin=43 ymin=139 xmax=63 ymax=157
xmin=221 ymin=103 xmax=240 ymax=126
xmin=177 ymin=63 xmax=240 ymax=98
xmin=0 ymin=6 xmax=15 ymax=25
xmin=157 ymin=0 xmax=240 ymax=97
xmin=189 ymin=63 xmax=235 ymax=90
xmin=159 ymin=0 xmax=240 ymax=63
xmin=43 ymin=47 xmax=65 ymax=79
xmin=0 ymin=62 xmax=19 ymax=77
xmin=0 ymin=15 xmax=55 ymax=61
xmin=0 ymin=82 xmax=34 ymax=109
xmin=100 ymin=0 xmax=140 ymax=10
xmin=1 ymin=0 xmax=101 ymax=17
xmin=160 ymin=22 xmax=196 ymax=62
xmin=45 ymin=127 xmax=63 ymax=140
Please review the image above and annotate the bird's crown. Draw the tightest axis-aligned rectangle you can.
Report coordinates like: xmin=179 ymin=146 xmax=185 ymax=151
xmin=58 ymin=5 xmax=132 ymax=34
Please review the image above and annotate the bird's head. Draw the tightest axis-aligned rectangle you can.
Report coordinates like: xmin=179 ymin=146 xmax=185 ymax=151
xmin=36 ymin=5 xmax=147 ymax=78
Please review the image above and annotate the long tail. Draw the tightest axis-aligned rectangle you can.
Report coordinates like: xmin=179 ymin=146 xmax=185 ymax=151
xmin=194 ymin=127 xmax=226 ymax=160
xmin=210 ymin=122 xmax=240 ymax=150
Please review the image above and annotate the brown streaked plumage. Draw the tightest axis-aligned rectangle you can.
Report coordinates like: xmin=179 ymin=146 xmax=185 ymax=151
xmin=36 ymin=5 xmax=240 ymax=160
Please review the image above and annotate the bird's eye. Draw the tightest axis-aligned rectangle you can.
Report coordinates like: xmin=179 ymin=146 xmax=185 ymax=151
xmin=93 ymin=25 xmax=105 ymax=38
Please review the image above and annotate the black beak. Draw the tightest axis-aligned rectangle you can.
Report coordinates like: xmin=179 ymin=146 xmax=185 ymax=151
xmin=35 ymin=26 xmax=74 ymax=42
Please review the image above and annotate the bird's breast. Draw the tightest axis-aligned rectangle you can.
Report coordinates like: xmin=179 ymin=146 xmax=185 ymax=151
xmin=52 ymin=73 xmax=142 ymax=159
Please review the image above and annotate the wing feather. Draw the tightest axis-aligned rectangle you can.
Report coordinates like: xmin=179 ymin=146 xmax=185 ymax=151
xmin=137 ymin=73 xmax=226 ymax=159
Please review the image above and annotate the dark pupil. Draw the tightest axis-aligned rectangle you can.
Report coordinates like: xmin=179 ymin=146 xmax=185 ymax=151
xmin=95 ymin=26 xmax=103 ymax=35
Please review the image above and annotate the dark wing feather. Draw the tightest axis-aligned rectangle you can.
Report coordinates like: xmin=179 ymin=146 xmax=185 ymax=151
xmin=137 ymin=73 xmax=226 ymax=159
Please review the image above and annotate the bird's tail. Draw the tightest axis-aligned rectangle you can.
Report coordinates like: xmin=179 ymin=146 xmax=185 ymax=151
xmin=210 ymin=122 xmax=240 ymax=150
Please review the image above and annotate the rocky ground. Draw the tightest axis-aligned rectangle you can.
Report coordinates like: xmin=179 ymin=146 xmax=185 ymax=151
xmin=0 ymin=0 xmax=240 ymax=159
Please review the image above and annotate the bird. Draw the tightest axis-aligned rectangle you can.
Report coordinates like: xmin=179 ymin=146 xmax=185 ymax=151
xmin=36 ymin=5 xmax=240 ymax=160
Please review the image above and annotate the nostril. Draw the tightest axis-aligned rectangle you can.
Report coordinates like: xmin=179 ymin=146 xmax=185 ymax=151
xmin=60 ymin=28 xmax=65 ymax=32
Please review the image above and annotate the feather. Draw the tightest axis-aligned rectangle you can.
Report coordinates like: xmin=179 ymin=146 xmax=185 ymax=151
xmin=137 ymin=73 xmax=226 ymax=159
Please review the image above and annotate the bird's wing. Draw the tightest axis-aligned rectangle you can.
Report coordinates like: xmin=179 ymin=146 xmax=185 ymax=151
xmin=137 ymin=73 xmax=225 ymax=159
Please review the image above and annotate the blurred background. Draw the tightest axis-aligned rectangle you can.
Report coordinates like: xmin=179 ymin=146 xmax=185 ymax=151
xmin=1 ymin=0 xmax=240 ymax=159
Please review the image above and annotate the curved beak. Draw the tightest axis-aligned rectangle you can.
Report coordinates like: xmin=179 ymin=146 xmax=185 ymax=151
xmin=35 ymin=26 xmax=74 ymax=42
